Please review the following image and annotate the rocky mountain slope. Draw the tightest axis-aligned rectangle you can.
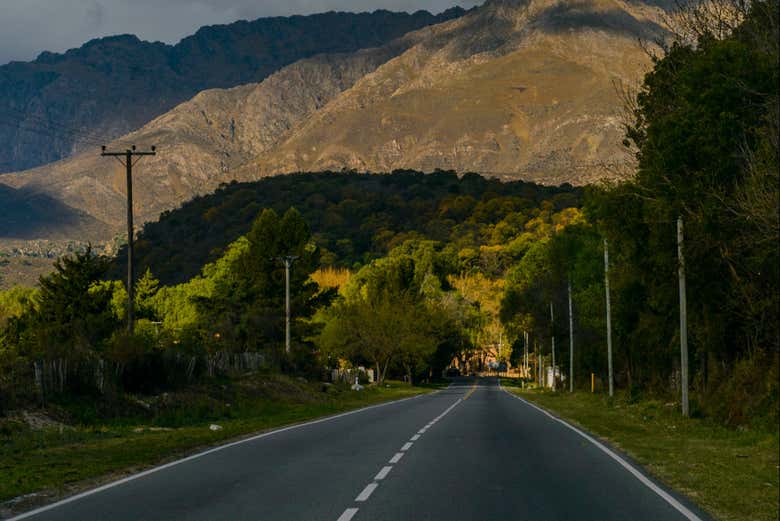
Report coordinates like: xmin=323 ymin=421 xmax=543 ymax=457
xmin=0 ymin=8 xmax=466 ymax=173
xmin=253 ymin=0 xmax=670 ymax=184
xmin=1 ymin=0 xmax=671 ymax=241
xmin=0 ymin=31 xmax=434 ymax=238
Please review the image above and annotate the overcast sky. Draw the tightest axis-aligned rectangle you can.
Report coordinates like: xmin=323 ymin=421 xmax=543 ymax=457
xmin=0 ymin=0 xmax=483 ymax=65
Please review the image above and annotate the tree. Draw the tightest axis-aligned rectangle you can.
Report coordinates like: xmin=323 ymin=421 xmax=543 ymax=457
xmin=135 ymin=268 xmax=160 ymax=321
xmin=198 ymin=208 xmax=325 ymax=365
xmin=29 ymin=248 xmax=116 ymax=360
xmin=319 ymin=240 xmax=464 ymax=383
xmin=581 ymin=1 xmax=779 ymax=419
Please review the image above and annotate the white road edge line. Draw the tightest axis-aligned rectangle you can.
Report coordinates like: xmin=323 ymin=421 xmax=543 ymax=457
xmin=9 ymin=392 xmax=436 ymax=521
xmin=374 ymin=466 xmax=392 ymax=481
xmin=355 ymin=483 xmax=378 ymax=502
xmin=410 ymin=434 xmax=420 ymax=441
xmin=337 ymin=507 xmax=359 ymax=521
xmin=389 ymin=452 xmax=405 ymax=464
xmin=401 ymin=442 xmax=413 ymax=451
xmin=500 ymin=384 xmax=704 ymax=521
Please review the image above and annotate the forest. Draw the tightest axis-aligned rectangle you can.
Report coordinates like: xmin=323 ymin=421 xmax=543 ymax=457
xmin=0 ymin=172 xmax=582 ymax=410
xmin=0 ymin=0 xmax=777 ymax=431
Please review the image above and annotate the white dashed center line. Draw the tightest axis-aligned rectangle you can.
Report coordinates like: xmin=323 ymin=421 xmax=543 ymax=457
xmin=389 ymin=452 xmax=405 ymax=464
xmin=335 ymin=385 xmax=474 ymax=520
xmin=355 ymin=483 xmax=378 ymax=502
xmin=374 ymin=466 xmax=392 ymax=481
xmin=336 ymin=507 xmax=359 ymax=521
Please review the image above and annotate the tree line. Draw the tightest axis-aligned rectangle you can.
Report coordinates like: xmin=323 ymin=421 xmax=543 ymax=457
xmin=501 ymin=0 xmax=778 ymax=427
xmin=0 ymin=171 xmax=581 ymax=412
xmin=1 ymin=0 xmax=776 ymax=428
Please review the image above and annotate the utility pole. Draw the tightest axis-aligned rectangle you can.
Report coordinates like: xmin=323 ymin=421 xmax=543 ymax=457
xmin=568 ymin=277 xmax=574 ymax=393
xmin=604 ymin=238 xmax=614 ymax=397
xmin=101 ymin=145 xmax=156 ymax=334
xmin=278 ymin=255 xmax=299 ymax=355
xmin=550 ymin=302 xmax=556 ymax=391
xmin=538 ymin=341 xmax=543 ymax=388
xmin=524 ymin=331 xmax=529 ymax=379
xmin=677 ymin=217 xmax=690 ymax=417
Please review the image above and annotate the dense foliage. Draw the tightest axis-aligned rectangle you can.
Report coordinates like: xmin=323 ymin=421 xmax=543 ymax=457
xmin=1 ymin=172 xmax=581 ymax=412
xmin=501 ymin=1 xmax=779 ymax=426
xmin=115 ymin=171 xmax=581 ymax=284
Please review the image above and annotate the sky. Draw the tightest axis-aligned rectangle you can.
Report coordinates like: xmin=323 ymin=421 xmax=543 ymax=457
xmin=0 ymin=0 xmax=483 ymax=65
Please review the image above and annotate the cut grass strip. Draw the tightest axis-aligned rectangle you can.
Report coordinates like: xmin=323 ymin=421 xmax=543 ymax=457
xmin=503 ymin=382 xmax=778 ymax=521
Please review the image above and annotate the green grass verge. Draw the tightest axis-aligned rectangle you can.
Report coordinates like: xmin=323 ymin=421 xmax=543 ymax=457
xmin=0 ymin=376 xmax=430 ymax=509
xmin=501 ymin=380 xmax=779 ymax=521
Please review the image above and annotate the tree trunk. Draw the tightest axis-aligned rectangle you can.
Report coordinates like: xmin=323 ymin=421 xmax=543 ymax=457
xmin=380 ymin=358 xmax=391 ymax=385
xmin=404 ymin=363 xmax=413 ymax=385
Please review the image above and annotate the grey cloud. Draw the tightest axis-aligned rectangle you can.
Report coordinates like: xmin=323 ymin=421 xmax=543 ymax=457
xmin=0 ymin=0 xmax=483 ymax=65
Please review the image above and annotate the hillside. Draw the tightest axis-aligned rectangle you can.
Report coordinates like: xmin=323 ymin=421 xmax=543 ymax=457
xmin=0 ymin=8 xmax=466 ymax=173
xmin=1 ymin=0 xmax=670 ymax=241
xmin=110 ymin=171 xmax=581 ymax=284
xmin=0 ymin=35 xmax=432 ymax=235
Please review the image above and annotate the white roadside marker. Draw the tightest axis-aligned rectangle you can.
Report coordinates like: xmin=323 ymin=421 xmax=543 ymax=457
xmin=401 ymin=442 xmax=413 ymax=451
xmin=389 ymin=452 xmax=404 ymax=464
xmin=374 ymin=466 xmax=392 ymax=481
xmin=337 ymin=508 xmax=359 ymax=521
xmin=355 ymin=483 xmax=378 ymax=502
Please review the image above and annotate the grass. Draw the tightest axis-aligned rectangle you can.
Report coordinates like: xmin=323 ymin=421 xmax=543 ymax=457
xmin=501 ymin=379 xmax=779 ymax=521
xmin=0 ymin=375 xmax=431 ymax=513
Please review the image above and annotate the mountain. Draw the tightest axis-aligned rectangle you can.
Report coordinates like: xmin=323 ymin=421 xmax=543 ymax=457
xmin=0 ymin=8 xmax=467 ymax=173
xmin=0 ymin=29 xmax=434 ymax=236
xmin=0 ymin=0 xmax=670 ymax=241
xmin=251 ymin=0 xmax=670 ymax=183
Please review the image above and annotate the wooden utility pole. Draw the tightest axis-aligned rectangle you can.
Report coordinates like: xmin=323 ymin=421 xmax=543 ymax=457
xmin=101 ymin=145 xmax=156 ymax=334
xmin=677 ymin=217 xmax=690 ymax=417
xmin=278 ymin=255 xmax=299 ymax=355
xmin=604 ymin=238 xmax=614 ymax=397
xmin=537 ymin=341 xmax=542 ymax=387
xmin=568 ymin=278 xmax=574 ymax=393
xmin=550 ymin=302 xmax=556 ymax=391
xmin=524 ymin=331 xmax=529 ymax=379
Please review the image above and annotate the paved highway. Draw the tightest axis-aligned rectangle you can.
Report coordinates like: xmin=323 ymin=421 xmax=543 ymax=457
xmin=12 ymin=378 xmax=710 ymax=521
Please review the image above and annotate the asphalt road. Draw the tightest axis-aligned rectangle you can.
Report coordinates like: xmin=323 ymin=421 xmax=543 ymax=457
xmin=13 ymin=377 xmax=711 ymax=521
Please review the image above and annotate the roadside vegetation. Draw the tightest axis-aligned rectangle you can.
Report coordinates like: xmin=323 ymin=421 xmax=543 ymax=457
xmin=500 ymin=0 xmax=778 ymax=429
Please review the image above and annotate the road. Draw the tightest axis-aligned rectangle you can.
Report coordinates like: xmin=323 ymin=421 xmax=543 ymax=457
xmin=12 ymin=377 xmax=710 ymax=521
